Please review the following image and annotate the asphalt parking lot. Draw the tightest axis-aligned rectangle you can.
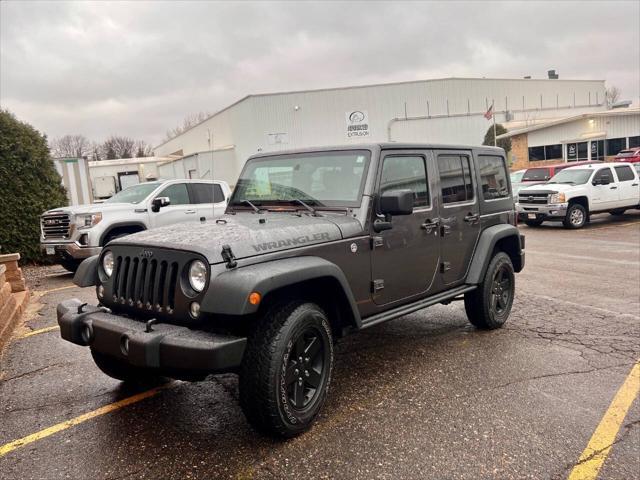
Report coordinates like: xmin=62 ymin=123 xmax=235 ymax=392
xmin=1 ymin=212 xmax=639 ymax=480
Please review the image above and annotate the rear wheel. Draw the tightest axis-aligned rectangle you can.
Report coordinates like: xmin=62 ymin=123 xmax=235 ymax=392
xmin=563 ymin=203 xmax=587 ymax=229
xmin=239 ymin=301 xmax=334 ymax=438
xmin=464 ymin=252 xmax=515 ymax=330
xmin=610 ymin=209 xmax=626 ymax=216
xmin=90 ymin=349 xmax=166 ymax=385
xmin=524 ymin=219 xmax=544 ymax=227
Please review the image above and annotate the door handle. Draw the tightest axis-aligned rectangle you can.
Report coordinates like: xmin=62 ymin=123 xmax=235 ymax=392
xmin=464 ymin=213 xmax=480 ymax=223
xmin=609 ymin=186 xmax=618 ymax=190
xmin=185 ymin=210 xmax=196 ymax=214
xmin=632 ymin=183 xmax=638 ymax=186
xmin=421 ymin=219 xmax=440 ymax=233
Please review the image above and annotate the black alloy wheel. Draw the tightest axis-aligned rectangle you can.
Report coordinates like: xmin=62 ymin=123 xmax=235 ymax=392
xmin=284 ymin=326 xmax=326 ymax=410
xmin=491 ymin=264 xmax=512 ymax=316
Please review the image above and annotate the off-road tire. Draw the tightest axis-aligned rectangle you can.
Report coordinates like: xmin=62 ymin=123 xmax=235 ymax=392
xmin=239 ymin=301 xmax=334 ymax=438
xmin=610 ymin=209 xmax=626 ymax=216
xmin=563 ymin=203 xmax=587 ymax=229
xmin=90 ymin=349 xmax=166 ymax=385
xmin=464 ymin=252 xmax=515 ymax=330
xmin=60 ymin=259 xmax=82 ymax=273
xmin=524 ymin=219 xmax=544 ymax=227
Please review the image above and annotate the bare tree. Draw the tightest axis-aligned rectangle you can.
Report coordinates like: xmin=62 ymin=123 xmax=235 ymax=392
xmin=605 ymin=86 xmax=621 ymax=106
xmin=102 ymin=135 xmax=136 ymax=159
xmin=89 ymin=142 xmax=102 ymax=161
xmin=164 ymin=111 xmax=210 ymax=141
xmin=134 ymin=140 xmax=153 ymax=158
xmin=50 ymin=134 xmax=92 ymax=159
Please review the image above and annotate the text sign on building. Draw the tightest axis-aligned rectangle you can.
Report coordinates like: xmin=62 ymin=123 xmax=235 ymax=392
xmin=345 ymin=110 xmax=370 ymax=139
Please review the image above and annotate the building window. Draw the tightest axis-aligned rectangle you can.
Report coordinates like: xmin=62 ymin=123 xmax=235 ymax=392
xmin=567 ymin=142 xmax=588 ymax=161
xmin=591 ymin=140 xmax=605 ymax=161
xmin=606 ymin=138 xmax=626 ymax=156
xmin=437 ymin=155 xmax=474 ymax=204
xmin=528 ymin=146 xmax=545 ymax=161
xmin=545 ymin=144 xmax=562 ymax=160
xmin=628 ymin=136 xmax=640 ymax=149
xmin=477 ymin=155 xmax=509 ymax=199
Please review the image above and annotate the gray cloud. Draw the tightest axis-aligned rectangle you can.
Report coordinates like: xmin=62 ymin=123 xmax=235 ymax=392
xmin=1 ymin=0 xmax=638 ymax=146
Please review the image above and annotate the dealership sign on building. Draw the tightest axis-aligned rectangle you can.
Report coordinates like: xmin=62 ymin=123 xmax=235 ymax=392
xmin=346 ymin=110 xmax=370 ymax=138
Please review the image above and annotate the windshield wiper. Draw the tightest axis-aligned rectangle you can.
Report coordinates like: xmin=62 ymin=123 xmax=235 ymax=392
xmin=291 ymin=198 xmax=320 ymax=216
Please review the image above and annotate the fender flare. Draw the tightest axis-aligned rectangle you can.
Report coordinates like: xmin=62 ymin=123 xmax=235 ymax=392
xmin=466 ymin=224 xmax=524 ymax=285
xmin=201 ymin=256 xmax=362 ymax=327
xmin=73 ymin=255 xmax=99 ymax=287
xmin=99 ymin=222 xmax=147 ymax=246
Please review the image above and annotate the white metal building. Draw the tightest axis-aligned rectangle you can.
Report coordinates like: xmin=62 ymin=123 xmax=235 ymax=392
xmin=153 ymin=77 xmax=607 ymax=186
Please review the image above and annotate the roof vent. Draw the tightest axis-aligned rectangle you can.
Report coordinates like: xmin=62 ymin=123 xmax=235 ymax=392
xmin=548 ymin=69 xmax=558 ymax=79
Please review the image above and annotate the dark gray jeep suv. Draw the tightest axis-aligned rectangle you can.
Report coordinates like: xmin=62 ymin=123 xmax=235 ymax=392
xmin=58 ymin=143 xmax=525 ymax=437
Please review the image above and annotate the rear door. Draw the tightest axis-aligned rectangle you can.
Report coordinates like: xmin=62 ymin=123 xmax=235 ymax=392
xmin=435 ymin=151 xmax=481 ymax=285
xmin=590 ymin=167 xmax=619 ymax=211
xmin=370 ymin=150 xmax=440 ymax=306
xmin=613 ymin=164 xmax=640 ymax=208
xmin=189 ymin=182 xmax=228 ymax=220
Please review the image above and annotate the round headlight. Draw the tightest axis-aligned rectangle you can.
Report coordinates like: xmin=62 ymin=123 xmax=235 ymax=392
xmin=102 ymin=251 xmax=114 ymax=277
xmin=188 ymin=260 xmax=207 ymax=292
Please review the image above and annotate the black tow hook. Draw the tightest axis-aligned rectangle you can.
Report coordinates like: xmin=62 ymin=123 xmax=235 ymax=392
xmin=145 ymin=318 xmax=158 ymax=332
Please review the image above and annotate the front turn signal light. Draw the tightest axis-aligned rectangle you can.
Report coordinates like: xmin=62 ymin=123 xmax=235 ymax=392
xmin=249 ymin=292 xmax=261 ymax=305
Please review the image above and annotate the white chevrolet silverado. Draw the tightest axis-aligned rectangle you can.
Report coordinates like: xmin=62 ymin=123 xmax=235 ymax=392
xmin=517 ymin=162 xmax=640 ymax=229
xmin=40 ymin=179 xmax=230 ymax=271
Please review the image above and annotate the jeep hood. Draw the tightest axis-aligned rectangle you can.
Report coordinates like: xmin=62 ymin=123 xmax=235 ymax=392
xmin=112 ymin=213 xmax=363 ymax=264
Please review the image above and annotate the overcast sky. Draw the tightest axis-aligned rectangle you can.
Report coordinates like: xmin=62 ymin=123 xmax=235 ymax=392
xmin=1 ymin=1 xmax=638 ymax=147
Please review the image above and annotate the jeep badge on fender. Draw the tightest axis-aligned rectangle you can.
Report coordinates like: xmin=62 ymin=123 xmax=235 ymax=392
xmin=57 ymin=143 xmax=525 ymax=438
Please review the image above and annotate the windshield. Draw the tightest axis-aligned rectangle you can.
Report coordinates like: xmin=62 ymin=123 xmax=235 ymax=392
xmin=510 ymin=170 xmax=525 ymax=183
xmin=229 ymin=151 xmax=371 ymax=208
xmin=547 ymin=169 xmax=593 ymax=185
xmin=104 ymin=182 xmax=160 ymax=204
xmin=522 ymin=168 xmax=551 ymax=182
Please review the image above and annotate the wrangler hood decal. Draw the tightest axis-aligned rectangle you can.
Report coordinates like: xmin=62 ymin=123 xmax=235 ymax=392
xmin=113 ymin=213 xmax=362 ymax=264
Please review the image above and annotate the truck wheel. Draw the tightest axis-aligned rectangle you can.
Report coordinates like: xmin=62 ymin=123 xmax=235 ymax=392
xmin=562 ymin=203 xmax=587 ymax=229
xmin=90 ymin=349 xmax=165 ymax=385
xmin=464 ymin=252 xmax=515 ymax=330
xmin=610 ymin=209 xmax=626 ymax=216
xmin=524 ymin=219 xmax=543 ymax=227
xmin=239 ymin=301 xmax=334 ymax=438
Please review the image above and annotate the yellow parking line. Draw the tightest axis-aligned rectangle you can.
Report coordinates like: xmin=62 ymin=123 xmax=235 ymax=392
xmin=38 ymin=285 xmax=76 ymax=295
xmin=568 ymin=361 xmax=640 ymax=480
xmin=0 ymin=384 xmax=173 ymax=457
xmin=18 ymin=325 xmax=60 ymax=338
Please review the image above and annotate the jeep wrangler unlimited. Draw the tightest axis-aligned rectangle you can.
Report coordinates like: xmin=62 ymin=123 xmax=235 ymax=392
xmin=57 ymin=144 xmax=524 ymax=437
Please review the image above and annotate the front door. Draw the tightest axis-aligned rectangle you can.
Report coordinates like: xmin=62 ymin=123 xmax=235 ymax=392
xmin=435 ymin=151 xmax=481 ymax=285
xmin=149 ymin=182 xmax=199 ymax=227
xmin=591 ymin=167 xmax=619 ymax=210
xmin=370 ymin=151 xmax=440 ymax=306
xmin=613 ymin=164 xmax=640 ymax=208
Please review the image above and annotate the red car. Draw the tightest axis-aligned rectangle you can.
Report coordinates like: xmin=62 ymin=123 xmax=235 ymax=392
xmin=520 ymin=160 xmax=603 ymax=183
xmin=614 ymin=148 xmax=640 ymax=163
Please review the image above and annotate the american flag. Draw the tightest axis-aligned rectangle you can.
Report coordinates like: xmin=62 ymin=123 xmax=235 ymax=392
xmin=484 ymin=103 xmax=494 ymax=120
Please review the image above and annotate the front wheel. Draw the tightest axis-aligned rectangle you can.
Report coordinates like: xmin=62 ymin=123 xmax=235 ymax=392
xmin=239 ymin=301 xmax=334 ymax=438
xmin=563 ymin=203 xmax=587 ymax=229
xmin=464 ymin=252 xmax=515 ymax=330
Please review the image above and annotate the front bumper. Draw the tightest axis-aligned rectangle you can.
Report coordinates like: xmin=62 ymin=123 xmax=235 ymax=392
xmin=41 ymin=241 xmax=101 ymax=260
xmin=517 ymin=202 xmax=568 ymax=221
xmin=57 ymin=298 xmax=246 ymax=377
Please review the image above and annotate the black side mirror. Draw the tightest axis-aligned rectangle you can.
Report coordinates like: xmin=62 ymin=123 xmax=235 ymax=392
xmin=374 ymin=189 xmax=414 ymax=232
xmin=151 ymin=196 xmax=170 ymax=212
xmin=592 ymin=177 xmax=610 ymax=186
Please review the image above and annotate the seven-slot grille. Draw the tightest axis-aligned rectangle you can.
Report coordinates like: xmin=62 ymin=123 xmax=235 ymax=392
xmin=112 ymin=255 xmax=179 ymax=314
xmin=518 ymin=193 xmax=549 ymax=205
xmin=41 ymin=213 xmax=71 ymax=238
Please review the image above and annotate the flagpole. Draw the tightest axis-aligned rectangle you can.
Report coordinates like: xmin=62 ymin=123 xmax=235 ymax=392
xmin=492 ymin=101 xmax=497 ymax=147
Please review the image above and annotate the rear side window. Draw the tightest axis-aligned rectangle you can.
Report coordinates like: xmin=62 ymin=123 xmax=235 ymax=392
xmin=158 ymin=183 xmax=190 ymax=205
xmin=191 ymin=183 xmax=225 ymax=203
xmin=380 ymin=155 xmax=429 ymax=208
xmin=437 ymin=155 xmax=474 ymax=204
xmin=478 ymin=155 xmax=510 ymax=199
xmin=522 ymin=168 xmax=551 ymax=181
xmin=614 ymin=165 xmax=635 ymax=182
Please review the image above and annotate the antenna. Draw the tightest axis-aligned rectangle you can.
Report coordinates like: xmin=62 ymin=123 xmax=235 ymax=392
xmin=207 ymin=128 xmax=214 ymax=220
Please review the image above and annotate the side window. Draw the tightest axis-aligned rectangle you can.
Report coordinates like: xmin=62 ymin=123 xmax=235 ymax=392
xmin=478 ymin=155 xmax=510 ymax=199
xmin=158 ymin=183 xmax=190 ymax=205
xmin=380 ymin=156 xmax=429 ymax=208
xmin=437 ymin=155 xmax=474 ymax=204
xmin=191 ymin=183 xmax=225 ymax=203
xmin=593 ymin=168 xmax=613 ymax=183
xmin=614 ymin=165 xmax=635 ymax=182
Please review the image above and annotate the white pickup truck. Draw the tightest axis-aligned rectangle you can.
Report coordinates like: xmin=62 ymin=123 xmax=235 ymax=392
xmin=41 ymin=179 xmax=231 ymax=271
xmin=517 ymin=162 xmax=640 ymax=228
